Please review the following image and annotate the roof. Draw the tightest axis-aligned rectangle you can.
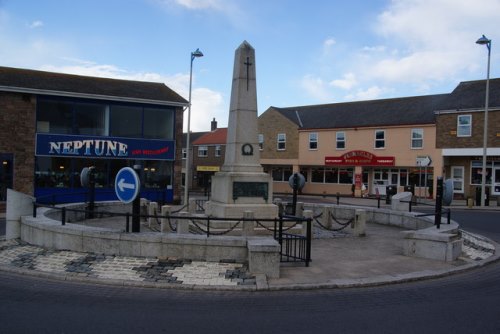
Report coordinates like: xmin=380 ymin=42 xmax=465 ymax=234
xmin=437 ymin=78 xmax=500 ymax=111
xmin=183 ymin=131 xmax=209 ymax=147
xmin=0 ymin=66 xmax=188 ymax=106
xmin=192 ymin=128 xmax=228 ymax=145
xmin=273 ymin=94 xmax=449 ymax=130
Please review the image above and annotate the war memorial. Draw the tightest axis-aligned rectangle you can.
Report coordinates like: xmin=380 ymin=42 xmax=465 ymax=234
xmin=2 ymin=42 xmax=497 ymax=289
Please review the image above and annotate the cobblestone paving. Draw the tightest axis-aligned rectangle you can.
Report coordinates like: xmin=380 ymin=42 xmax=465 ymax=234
xmin=0 ymin=239 xmax=255 ymax=286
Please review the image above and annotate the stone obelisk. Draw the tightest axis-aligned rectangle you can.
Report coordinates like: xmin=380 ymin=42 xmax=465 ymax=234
xmin=205 ymin=41 xmax=278 ymax=218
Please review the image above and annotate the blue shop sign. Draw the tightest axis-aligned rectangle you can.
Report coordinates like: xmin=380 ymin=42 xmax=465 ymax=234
xmin=36 ymin=134 xmax=175 ymax=160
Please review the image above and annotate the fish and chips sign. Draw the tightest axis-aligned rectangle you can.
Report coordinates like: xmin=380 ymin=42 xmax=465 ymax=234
xmin=325 ymin=150 xmax=395 ymax=166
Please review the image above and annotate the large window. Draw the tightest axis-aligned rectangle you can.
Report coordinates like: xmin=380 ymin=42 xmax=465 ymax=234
xmin=336 ymin=132 xmax=345 ymax=150
xmin=457 ymin=115 xmax=472 ymax=137
xmin=375 ymin=130 xmax=385 ymax=149
xmin=471 ymin=161 xmax=492 ymax=185
xmin=411 ymin=128 xmax=423 ymax=149
xmin=271 ymin=166 xmax=292 ymax=182
xmin=309 ymin=133 xmax=318 ymax=150
xmin=109 ymin=105 xmax=142 ymax=138
xmin=277 ymin=133 xmax=286 ymax=151
xmin=198 ymin=146 xmax=208 ymax=157
xmin=310 ymin=167 xmax=353 ymax=184
xmin=37 ymin=97 xmax=175 ymax=140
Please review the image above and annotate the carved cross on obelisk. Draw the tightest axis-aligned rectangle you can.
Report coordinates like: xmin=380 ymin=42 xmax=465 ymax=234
xmin=244 ymin=56 xmax=252 ymax=91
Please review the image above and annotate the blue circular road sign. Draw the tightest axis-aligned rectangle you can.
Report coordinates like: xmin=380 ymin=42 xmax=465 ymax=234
xmin=115 ymin=167 xmax=140 ymax=203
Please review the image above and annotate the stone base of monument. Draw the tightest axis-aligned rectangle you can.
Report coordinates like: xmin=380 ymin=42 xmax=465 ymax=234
xmin=205 ymin=172 xmax=278 ymax=219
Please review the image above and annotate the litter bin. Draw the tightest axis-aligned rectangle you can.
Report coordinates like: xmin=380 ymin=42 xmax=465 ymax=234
xmin=475 ymin=187 xmax=490 ymax=206
xmin=386 ymin=185 xmax=397 ymax=204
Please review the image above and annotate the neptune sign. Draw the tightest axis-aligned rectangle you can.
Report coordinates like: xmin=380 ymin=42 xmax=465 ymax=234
xmin=36 ymin=134 xmax=175 ymax=160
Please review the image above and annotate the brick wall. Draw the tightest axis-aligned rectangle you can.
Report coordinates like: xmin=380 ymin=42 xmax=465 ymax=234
xmin=192 ymin=145 xmax=226 ymax=168
xmin=436 ymin=110 xmax=500 ymax=148
xmin=0 ymin=92 xmax=36 ymax=195
xmin=258 ymin=108 xmax=299 ymax=159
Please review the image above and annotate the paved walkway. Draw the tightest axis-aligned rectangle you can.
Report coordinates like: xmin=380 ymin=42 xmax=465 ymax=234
xmin=0 ymin=198 xmax=499 ymax=290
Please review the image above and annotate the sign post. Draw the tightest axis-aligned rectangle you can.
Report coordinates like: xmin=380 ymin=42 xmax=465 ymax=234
xmin=115 ymin=166 xmax=141 ymax=232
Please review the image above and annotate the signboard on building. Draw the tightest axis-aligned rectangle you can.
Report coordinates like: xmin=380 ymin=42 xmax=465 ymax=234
xmin=196 ymin=166 xmax=221 ymax=172
xmin=36 ymin=134 xmax=175 ymax=160
xmin=325 ymin=150 xmax=395 ymax=166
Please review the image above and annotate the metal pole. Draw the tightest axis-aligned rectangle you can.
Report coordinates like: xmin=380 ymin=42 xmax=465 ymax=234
xmin=434 ymin=177 xmax=443 ymax=229
xmin=132 ymin=165 xmax=141 ymax=233
xmin=184 ymin=48 xmax=203 ymax=207
xmin=476 ymin=35 xmax=492 ymax=207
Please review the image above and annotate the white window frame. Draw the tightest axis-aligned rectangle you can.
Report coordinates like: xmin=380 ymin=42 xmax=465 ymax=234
xmin=198 ymin=145 xmax=208 ymax=157
xmin=457 ymin=115 xmax=472 ymax=137
xmin=215 ymin=145 xmax=221 ymax=157
xmin=258 ymin=134 xmax=264 ymax=150
xmin=182 ymin=148 xmax=187 ymax=160
xmin=309 ymin=132 xmax=318 ymax=150
xmin=451 ymin=166 xmax=464 ymax=193
xmin=411 ymin=128 xmax=423 ymax=149
xmin=277 ymin=133 xmax=286 ymax=151
xmin=374 ymin=130 xmax=385 ymax=149
xmin=336 ymin=131 xmax=345 ymax=150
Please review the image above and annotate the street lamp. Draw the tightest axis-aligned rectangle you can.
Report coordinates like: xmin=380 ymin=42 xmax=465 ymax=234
xmin=476 ymin=35 xmax=491 ymax=207
xmin=184 ymin=48 xmax=204 ymax=206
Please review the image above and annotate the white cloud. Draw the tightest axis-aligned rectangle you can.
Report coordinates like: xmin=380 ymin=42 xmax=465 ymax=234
xmin=300 ymin=75 xmax=333 ymax=102
xmin=330 ymin=73 xmax=357 ymax=90
xmin=28 ymin=20 xmax=43 ymax=29
xmin=173 ymin=0 xmax=225 ymax=10
xmin=323 ymin=38 xmax=335 ymax=48
xmin=345 ymin=86 xmax=385 ymax=101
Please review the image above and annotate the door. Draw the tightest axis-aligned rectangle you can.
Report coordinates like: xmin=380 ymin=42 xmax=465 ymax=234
xmin=0 ymin=154 xmax=13 ymax=201
xmin=494 ymin=168 xmax=500 ymax=196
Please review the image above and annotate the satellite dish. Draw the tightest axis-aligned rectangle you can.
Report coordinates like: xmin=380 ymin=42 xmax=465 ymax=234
xmin=288 ymin=173 xmax=306 ymax=190
xmin=443 ymin=178 xmax=454 ymax=206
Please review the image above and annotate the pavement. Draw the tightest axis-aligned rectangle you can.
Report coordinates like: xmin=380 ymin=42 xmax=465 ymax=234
xmin=0 ymin=198 xmax=499 ymax=291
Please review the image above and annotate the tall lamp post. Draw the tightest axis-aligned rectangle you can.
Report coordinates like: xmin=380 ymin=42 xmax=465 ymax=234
xmin=184 ymin=48 xmax=204 ymax=206
xmin=476 ymin=35 xmax=491 ymax=207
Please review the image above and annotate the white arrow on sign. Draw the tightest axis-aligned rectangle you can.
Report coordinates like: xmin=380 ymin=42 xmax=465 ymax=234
xmin=416 ymin=156 xmax=432 ymax=167
xmin=118 ymin=178 xmax=135 ymax=192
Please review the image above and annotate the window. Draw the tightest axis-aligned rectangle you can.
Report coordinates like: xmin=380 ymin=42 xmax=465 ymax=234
xmin=258 ymin=134 xmax=264 ymax=150
xmin=271 ymin=166 xmax=292 ymax=182
xmin=215 ymin=145 xmax=221 ymax=157
xmin=411 ymin=129 xmax=423 ymax=149
xmin=457 ymin=115 xmax=472 ymax=137
xmin=182 ymin=148 xmax=187 ymax=160
xmin=336 ymin=132 xmax=345 ymax=150
xmin=74 ymin=102 xmax=107 ymax=136
xmin=309 ymin=133 xmax=318 ymax=150
xmin=277 ymin=133 xmax=286 ymax=151
xmin=198 ymin=146 xmax=208 ymax=157
xmin=310 ymin=167 xmax=353 ymax=184
xmin=143 ymin=107 xmax=174 ymax=139
xmin=451 ymin=166 xmax=464 ymax=193
xmin=470 ymin=161 xmax=492 ymax=185
xmin=375 ymin=130 xmax=385 ymax=149
xmin=37 ymin=100 xmax=73 ymax=134
xmin=109 ymin=105 xmax=142 ymax=138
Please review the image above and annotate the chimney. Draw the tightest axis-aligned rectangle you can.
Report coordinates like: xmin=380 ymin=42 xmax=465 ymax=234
xmin=211 ymin=118 xmax=217 ymax=131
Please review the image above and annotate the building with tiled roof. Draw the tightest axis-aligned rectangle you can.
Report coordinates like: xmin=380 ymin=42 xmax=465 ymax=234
xmin=0 ymin=66 xmax=187 ymax=204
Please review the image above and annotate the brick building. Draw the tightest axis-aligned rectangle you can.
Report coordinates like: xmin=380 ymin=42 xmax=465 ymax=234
xmin=436 ymin=79 xmax=500 ymax=200
xmin=0 ymin=66 xmax=187 ymax=204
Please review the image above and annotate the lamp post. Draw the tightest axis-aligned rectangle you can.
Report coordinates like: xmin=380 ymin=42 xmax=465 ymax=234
xmin=184 ymin=48 xmax=204 ymax=207
xmin=476 ymin=35 xmax=491 ymax=207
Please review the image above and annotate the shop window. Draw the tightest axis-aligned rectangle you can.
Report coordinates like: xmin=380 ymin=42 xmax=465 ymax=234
xmin=309 ymin=133 xmax=318 ymax=150
xmin=299 ymin=168 xmax=308 ymax=183
xmin=277 ymin=133 xmax=286 ymax=151
xmin=470 ymin=161 xmax=492 ymax=185
xmin=375 ymin=130 xmax=385 ymax=149
xmin=258 ymin=134 xmax=264 ymax=150
xmin=339 ymin=168 xmax=354 ymax=184
xmin=271 ymin=166 xmax=292 ymax=182
xmin=411 ymin=129 xmax=423 ymax=149
xmin=336 ymin=132 xmax=345 ymax=150
xmin=35 ymin=157 xmax=71 ymax=188
xmin=409 ymin=168 xmax=433 ymax=187
xmin=215 ymin=145 xmax=222 ymax=157
xmin=198 ymin=146 xmax=208 ymax=157
xmin=457 ymin=115 xmax=471 ymax=137
xmin=143 ymin=161 xmax=172 ymax=188
xmin=144 ymin=107 xmax=174 ymax=139
xmin=399 ymin=169 xmax=408 ymax=186
xmin=109 ymin=105 xmax=142 ymax=138
xmin=311 ymin=168 xmax=324 ymax=183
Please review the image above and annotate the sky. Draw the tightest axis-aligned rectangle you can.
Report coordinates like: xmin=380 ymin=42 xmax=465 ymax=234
xmin=1 ymin=0 xmax=500 ymax=132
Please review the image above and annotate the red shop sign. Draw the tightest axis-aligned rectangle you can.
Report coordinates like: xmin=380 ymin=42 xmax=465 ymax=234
xmin=325 ymin=150 xmax=395 ymax=166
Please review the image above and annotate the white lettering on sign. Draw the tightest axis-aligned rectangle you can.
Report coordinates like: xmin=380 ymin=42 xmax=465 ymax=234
xmin=48 ymin=140 xmax=128 ymax=157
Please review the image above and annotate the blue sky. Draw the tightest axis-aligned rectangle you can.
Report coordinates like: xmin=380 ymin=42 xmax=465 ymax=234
xmin=1 ymin=0 xmax=500 ymax=131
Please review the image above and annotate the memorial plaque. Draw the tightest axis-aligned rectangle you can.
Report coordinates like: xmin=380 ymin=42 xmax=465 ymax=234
xmin=233 ymin=182 xmax=268 ymax=201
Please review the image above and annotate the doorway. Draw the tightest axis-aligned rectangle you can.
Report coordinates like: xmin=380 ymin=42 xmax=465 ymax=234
xmin=0 ymin=153 xmax=13 ymax=201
